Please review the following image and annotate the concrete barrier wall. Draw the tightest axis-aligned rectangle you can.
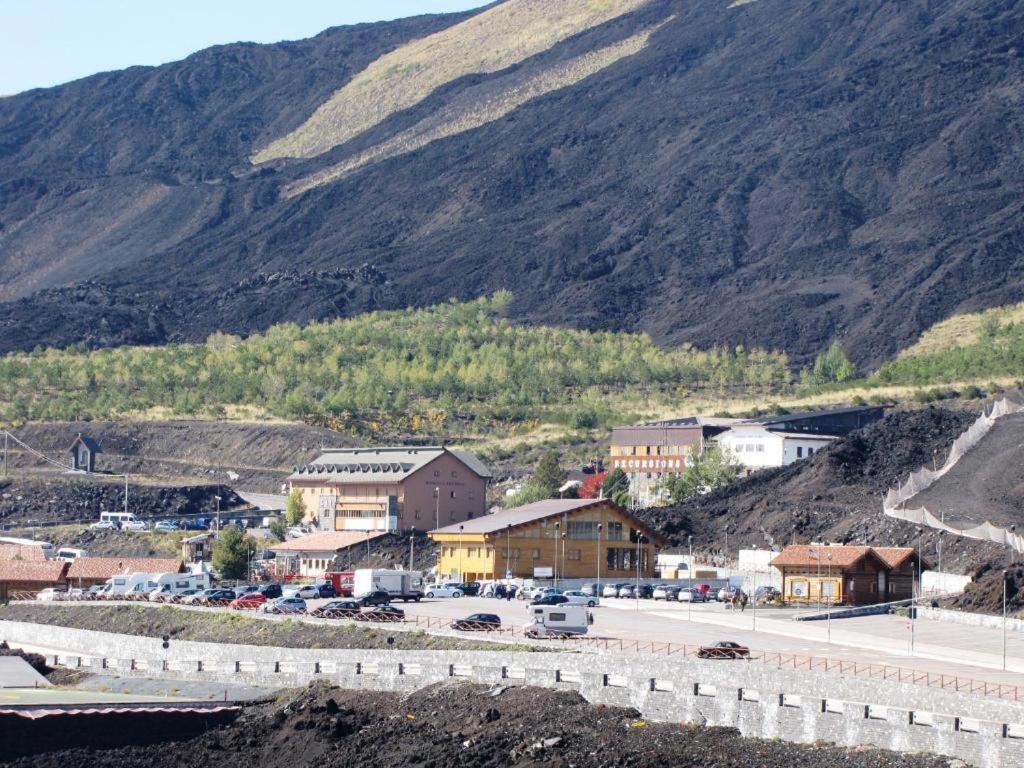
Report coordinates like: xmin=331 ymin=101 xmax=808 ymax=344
xmin=3 ymin=620 xmax=1023 ymax=768
xmin=919 ymin=606 xmax=1024 ymax=634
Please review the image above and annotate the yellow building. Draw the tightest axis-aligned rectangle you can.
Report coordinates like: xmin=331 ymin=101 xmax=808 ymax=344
xmin=428 ymin=498 xmax=662 ymax=582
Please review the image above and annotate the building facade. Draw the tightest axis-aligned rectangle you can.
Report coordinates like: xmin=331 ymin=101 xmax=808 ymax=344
xmin=770 ymin=544 xmax=925 ymax=606
xmin=288 ymin=447 xmax=491 ymax=533
xmin=270 ymin=531 xmax=386 ymax=578
xmin=608 ymin=418 xmax=737 ymax=505
xmin=428 ymin=498 xmax=663 ymax=583
xmin=716 ymin=426 xmax=838 ymax=474
xmin=0 ymin=561 xmax=68 ymax=601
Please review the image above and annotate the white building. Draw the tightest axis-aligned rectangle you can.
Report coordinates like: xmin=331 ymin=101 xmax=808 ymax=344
xmin=716 ymin=426 xmax=838 ymax=474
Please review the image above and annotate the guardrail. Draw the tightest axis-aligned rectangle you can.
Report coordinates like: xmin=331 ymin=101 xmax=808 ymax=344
xmin=7 ymin=593 xmax=1022 ymax=701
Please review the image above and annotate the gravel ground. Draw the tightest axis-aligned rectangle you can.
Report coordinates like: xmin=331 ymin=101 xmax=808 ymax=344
xmin=0 ymin=604 xmax=532 ymax=652
xmin=0 ymin=682 xmax=953 ymax=768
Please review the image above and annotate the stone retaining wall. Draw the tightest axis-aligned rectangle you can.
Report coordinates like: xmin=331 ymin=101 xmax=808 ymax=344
xmin=3 ymin=619 xmax=1023 ymax=768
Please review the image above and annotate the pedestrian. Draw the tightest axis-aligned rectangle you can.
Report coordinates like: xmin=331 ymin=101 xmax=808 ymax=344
xmin=740 ymin=592 xmax=748 ymax=612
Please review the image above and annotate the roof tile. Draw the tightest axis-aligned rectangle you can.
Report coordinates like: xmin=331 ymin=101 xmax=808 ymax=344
xmin=66 ymin=557 xmax=183 ymax=580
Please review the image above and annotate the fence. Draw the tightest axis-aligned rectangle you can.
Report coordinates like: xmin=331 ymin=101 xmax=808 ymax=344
xmin=883 ymin=398 xmax=1024 ymax=553
xmin=8 ymin=594 xmax=1023 ymax=702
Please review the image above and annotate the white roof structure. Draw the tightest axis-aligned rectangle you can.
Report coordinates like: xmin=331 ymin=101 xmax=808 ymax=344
xmin=288 ymin=446 xmax=490 ymax=484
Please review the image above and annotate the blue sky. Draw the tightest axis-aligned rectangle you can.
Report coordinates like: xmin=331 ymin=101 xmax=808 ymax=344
xmin=0 ymin=1 xmax=489 ymax=95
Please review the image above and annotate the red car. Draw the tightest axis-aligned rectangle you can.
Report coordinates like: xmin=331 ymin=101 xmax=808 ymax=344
xmin=230 ymin=592 xmax=267 ymax=610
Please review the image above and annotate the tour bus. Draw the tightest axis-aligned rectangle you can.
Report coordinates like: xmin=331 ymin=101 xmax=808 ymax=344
xmin=99 ymin=511 xmax=139 ymax=528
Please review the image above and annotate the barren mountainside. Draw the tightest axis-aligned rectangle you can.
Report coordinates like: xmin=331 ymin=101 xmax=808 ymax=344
xmin=1 ymin=0 xmax=1023 ymax=365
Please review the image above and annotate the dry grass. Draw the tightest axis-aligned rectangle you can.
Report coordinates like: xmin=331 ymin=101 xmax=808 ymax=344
xmin=285 ymin=20 xmax=665 ymax=196
xmin=897 ymin=302 xmax=1024 ymax=359
xmin=253 ymin=0 xmax=651 ymax=164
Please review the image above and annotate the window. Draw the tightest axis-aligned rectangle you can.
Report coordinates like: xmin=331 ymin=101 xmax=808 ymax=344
xmin=796 ymin=447 xmax=804 ymax=458
xmin=434 ymin=470 xmax=440 ymax=477
xmin=756 ymin=444 xmax=765 ymax=453
xmin=568 ymin=549 xmax=581 ymax=561
xmin=451 ymin=471 xmax=457 ymax=478
xmin=450 ymin=491 xmax=456 ymax=499
xmin=449 ymin=511 xmax=457 ymax=521
xmin=790 ymin=580 xmax=808 ymax=597
xmin=414 ymin=510 xmax=421 ymax=520
xmin=532 ymin=549 xmax=541 ymax=560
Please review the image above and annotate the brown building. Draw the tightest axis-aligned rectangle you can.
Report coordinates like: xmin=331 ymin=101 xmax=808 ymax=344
xmin=770 ymin=544 xmax=927 ymax=606
xmin=429 ymin=498 xmax=664 ymax=583
xmin=0 ymin=560 xmax=68 ymax=601
xmin=65 ymin=557 xmax=184 ymax=588
xmin=288 ymin=447 xmax=491 ymax=533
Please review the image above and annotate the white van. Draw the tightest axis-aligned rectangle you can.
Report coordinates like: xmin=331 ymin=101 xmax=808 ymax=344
xmin=56 ymin=547 xmax=88 ymax=562
xmin=523 ymin=604 xmax=592 ymax=638
xmin=147 ymin=572 xmax=211 ymax=601
xmin=106 ymin=572 xmax=156 ymax=596
xmin=99 ymin=511 xmax=139 ymax=528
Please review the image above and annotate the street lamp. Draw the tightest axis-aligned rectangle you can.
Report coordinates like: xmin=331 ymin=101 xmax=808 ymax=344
xmin=214 ymin=495 xmax=222 ymax=534
xmin=724 ymin=525 xmax=730 ymax=566
xmin=554 ymin=522 xmax=561 ymax=586
xmin=826 ymin=553 xmax=833 ymax=644
xmin=366 ymin=530 xmax=371 ymax=563
xmin=687 ymin=534 xmax=693 ymax=622
xmin=506 ymin=524 xmax=512 ymax=584
xmin=596 ymin=522 xmax=603 ymax=594
xmin=458 ymin=524 xmax=464 ymax=582
xmin=1004 ymin=570 xmax=1009 ymax=672
xmin=434 ymin=487 xmax=440 ymax=531
xmin=409 ymin=527 xmax=416 ymax=571
xmin=635 ymin=533 xmax=643 ymax=612
xmin=561 ymin=532 xmax=567 ymax=583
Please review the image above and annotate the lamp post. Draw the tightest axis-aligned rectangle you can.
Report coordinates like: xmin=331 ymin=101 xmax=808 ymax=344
xmin=724 ymin=525 xmax=730 ymax=566
xmin=409 ymin=527 xmax=415 ymax=571
xmin=366 ymin=529 xmax=371 ymax=564
xmin=554 ymin=522 xmax=561 ymax=586
xmin=434 ymin=487 xmax=440 ymax=531
xmin=635 ymin=533 xmax=643 ymax=612
xmin=1004 ymin=570 xmax=1009 ymax=672
xmin=214 ymin=495 xmax=222 ymax=534
xmin=596 ymin=522 xmax=603 ymax=595
xmin=506 ymin=524 xmax=512 ymax=584
xmin=458 ymin=524 xmax=464 ymax=582
xmin=687 ymin=534 xmax=693 ymax=622
xmin=561 ymin=532 xmax=567 ymax=584
xmin=826 ymin=553 xmax=833 ymax=644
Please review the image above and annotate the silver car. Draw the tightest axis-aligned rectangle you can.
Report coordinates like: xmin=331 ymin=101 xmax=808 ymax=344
xmin=260 ymin=596 xmax=307 ymax=614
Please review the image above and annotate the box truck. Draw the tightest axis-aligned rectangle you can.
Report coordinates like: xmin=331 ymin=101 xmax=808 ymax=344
xmin=353 ymin=569 xmax=423 ymax=602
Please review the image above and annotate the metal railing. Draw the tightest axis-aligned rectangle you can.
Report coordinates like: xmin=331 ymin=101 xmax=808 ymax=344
xmin=6 ymin=592 xmax=1022 ymax=701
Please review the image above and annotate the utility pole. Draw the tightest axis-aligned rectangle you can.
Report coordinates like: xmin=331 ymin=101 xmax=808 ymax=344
xmin=596 ymin=522 xmax=602 ymax=593
xmin=635 ymin=533 xmax=642 ymax=612
xmin=1004 ymin=570 xmax=1009 ymax=672
xmin=554 ymin=522 xmax=560 ymax=586
xmin=409 ymin=527 xmax=415 ymax=571
xmin=124 ymin=473 xmax=129 ymax=516
xmin=687 ymin=534 xmax=693 ymax=622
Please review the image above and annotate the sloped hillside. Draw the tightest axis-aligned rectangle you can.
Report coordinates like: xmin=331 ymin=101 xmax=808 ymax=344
xmin=638 ymin=407 xmax=1010 ymax=572
xmin=2 ymin=0 xmax=1024 ymax=366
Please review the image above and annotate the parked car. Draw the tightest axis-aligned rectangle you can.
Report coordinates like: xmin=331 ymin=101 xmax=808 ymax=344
xmin=636 ymin=584 xmax=654 ymax=599
xmin=122 ymin=520 xmax=149 ymax=532
xmin=424 ymin=584 xmax=462 ymax=599
xmin=356 ymin=605 xmax=404 ymax=623
xmin=153 ymin=521 xmax=179 ymax=532
xmin=694 ymin=583 xmax=713 ymax=599
xmin=166 ymin=588 xmax=199 ymax=603
xmin=260 ymin=596 xmax=307 ymax=615
xmin=230 ymin=592 xmax=267 ymax=610
xmin=285 ymin=584 xmax=321 ymax=600
xmin=562 ymin=590 xmax=599 ymax=607
xmin=717 ymin=587 xmax=738 ymax=602
xmin=456 ymin=581 xmax=481 ymax=597
xmin=697 ymin=641 xmax=751 ymax=659
xmin=580 ymin=583 xmax=604 ymax=597
xmin=258 ymin=583 xmax=283 ymax=600
xmin=194 ymin=588 xmax=236 ymax=605
xmin=317 ymin=582 xmax=336 ymax=598
xmin=452 ymin=613 xmax=502 ymax=631
xmin=181 ymin=589 xmax=218 ymax=605
xmin=755 ymin=586 xmax=781 ymax=603
xmin=310 ymin=599 xmax=361 ymax=618
xmin=678 ymin=588 xmax=707 ymax=603
xmin=653 ymin=585 xmax=680 ymax=601
xmin=617 ymin=584 xmax=636 ymax=598
xmin=36 ymin=588 xmax=64 ymax=601
xmin=532 ymin=594 xmax=570 ymax=606
xmin=354 ymin=590 xmax=392 ymax=607
xmin=232 ymin=584 xmax=260 ymax=598
xmin=89 ymin=520 xmax=116 ymax=531
xmin=603 ymin=583 xmax=625 ymax=598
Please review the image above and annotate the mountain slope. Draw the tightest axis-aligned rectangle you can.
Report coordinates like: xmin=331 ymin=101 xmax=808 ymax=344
xmin=2 ymin=0 xmax=1023 ymax=365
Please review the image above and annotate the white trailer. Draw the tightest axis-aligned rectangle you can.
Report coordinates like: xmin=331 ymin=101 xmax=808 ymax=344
xmin=147 ymin=572 xmax=211 ymax=600
xmin=523 ymin=604 xmax=591 ymax=638
xmin=106 ymin=572 xmax=156 ymax=596
xmin=353 ymin=569 xmax=424 ymax=602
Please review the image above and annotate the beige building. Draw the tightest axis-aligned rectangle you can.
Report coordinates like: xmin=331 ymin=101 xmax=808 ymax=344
xmin=288 ymin=446 xmax=491 ymax=533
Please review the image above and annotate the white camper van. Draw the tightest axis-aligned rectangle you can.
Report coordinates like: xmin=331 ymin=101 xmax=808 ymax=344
xmin=106 ymin=572 xmax=157 ymax=596
xmin=99 ymin=511 xmax=139 ymax=529
xmin=147 ymin=572 xmax=211 ymax=601
xmin=523 ymin=604 xmax=592 ymax=638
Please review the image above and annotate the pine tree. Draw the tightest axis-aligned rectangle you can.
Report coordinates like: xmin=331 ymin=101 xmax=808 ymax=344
xmin=212 ymin=527 xmax=257 ymax=581
xmin=532 ymin=450 xmax=566 ymax=496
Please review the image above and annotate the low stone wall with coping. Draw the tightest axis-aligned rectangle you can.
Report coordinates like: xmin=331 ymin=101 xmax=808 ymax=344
xmin=2 ymin=619 xmax=1023 ymax=768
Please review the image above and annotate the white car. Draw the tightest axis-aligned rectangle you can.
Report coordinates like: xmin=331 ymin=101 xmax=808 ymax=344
xmin=122 ymin=520 xmax=149 ymax=532
xmin=284 ymin=584 xmax=320 ymax=600
xmin=89 ymin=520 xmax=116 ymax=531
xmin=602 ymin=583 xmax=621 ymax=598
xmin=562 ymin=590 xmax=599 ymax=607
xmin=36 ymin=588 xmax=64 ymax=601
xmin=424 ymin=583 xmax=462 ymax=598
